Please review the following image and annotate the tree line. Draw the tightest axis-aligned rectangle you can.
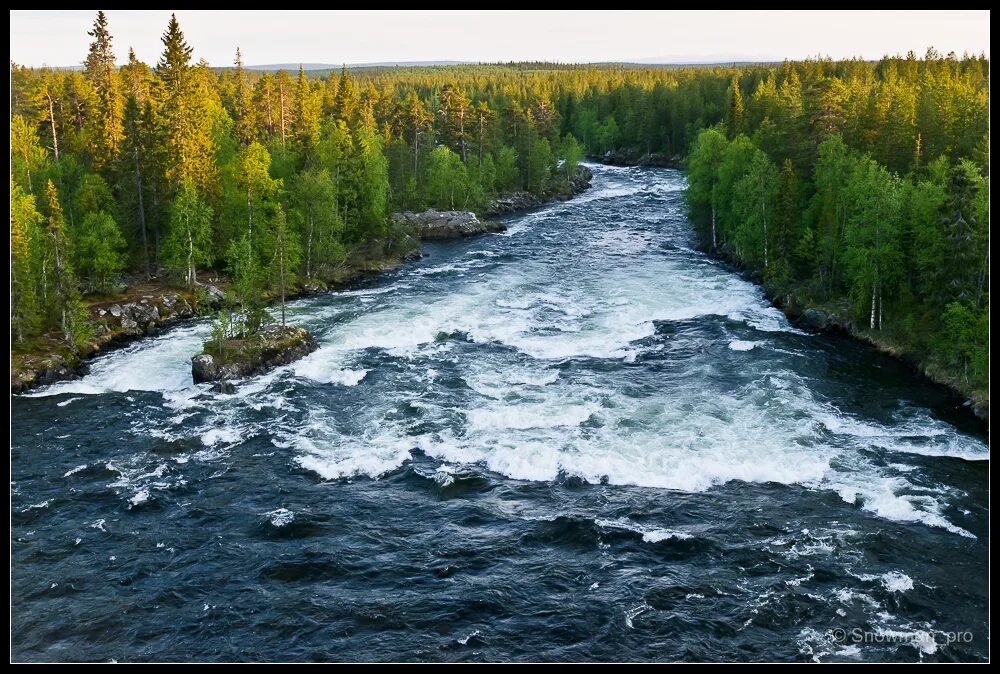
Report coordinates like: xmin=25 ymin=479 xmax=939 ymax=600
xmin=682 ymin=54 xmax=988 ymax=399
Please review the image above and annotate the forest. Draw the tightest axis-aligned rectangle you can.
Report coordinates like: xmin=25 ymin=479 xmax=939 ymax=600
xmin=678 ymin=54 xmax=989 ymax=404
xmin=9 ymin=11 xmax=989 ymax=405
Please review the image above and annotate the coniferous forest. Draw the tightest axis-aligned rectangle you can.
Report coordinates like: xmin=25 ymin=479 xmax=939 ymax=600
xmin=9 ymin=12 xmax=989 ymax=408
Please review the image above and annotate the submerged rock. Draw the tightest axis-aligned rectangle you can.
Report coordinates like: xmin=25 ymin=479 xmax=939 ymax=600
xmin=210 ymin=380 xmax=237 ymax=394
xmin=191 ymin=325 xmax=318 ymax=383
xmin=391 ymin=209 xmax=506 ymax=240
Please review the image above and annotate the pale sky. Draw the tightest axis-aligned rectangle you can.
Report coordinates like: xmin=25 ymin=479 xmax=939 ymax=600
xmin=9 ymin=10 xmax=990 ymax=68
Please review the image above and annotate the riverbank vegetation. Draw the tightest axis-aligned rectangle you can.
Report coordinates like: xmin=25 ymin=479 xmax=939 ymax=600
xmin=680 ymin=55 xmax=988 ymax=411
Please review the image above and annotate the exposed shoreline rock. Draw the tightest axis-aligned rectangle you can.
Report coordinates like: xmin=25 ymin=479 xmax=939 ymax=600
xmin=10 ymin=352 xmax=89 ymax=394
xmin=595 ymin=148 xmax=683 ymax=168
xmin=392 ymin=210 xmax=506 ymax=239
xmin=192 ymin=325 xmax=317 ymax=384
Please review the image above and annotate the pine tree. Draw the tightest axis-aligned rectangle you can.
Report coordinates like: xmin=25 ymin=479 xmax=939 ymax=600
xmin=333 ymin=65 xmax=357 ymax=125
xmin=156 ymin=14 xmax=216 ymax=191
xmin=120 ymin=95 xmax=151 ymax=277
xmin=292 ymin=66 xmax=319 ymax=155
xmin=771 ymin=159 xmax=799 ymax=284
xmin=84 ymin=11 xmax=124 ymax=168
xmin=473 ymin=100 xmax=492 ymax=165
xmin=43 ymin=181 xmax=85 ymax=349
xmin=232 ymin=48 xmax=257 ymax=146
xmin=11 ymin=179 xmax=42 ymax=343
xmin=275 ymin=70 xmax=292 ymax=148
xmin=726 ymin=76 xmax=743 ymax=139
xmin=34 ymin=68 xmax=62 ymax=164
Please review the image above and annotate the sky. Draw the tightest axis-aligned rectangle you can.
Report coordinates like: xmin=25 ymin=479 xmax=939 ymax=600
xmin=9 ymin=10 xmax=990 ymax=68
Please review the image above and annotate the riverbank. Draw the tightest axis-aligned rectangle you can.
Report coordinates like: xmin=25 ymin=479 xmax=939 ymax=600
xmin=713 ymin=251 xmax=989 ymax=423
xmin=10 ymin=172 xmax=594 ymax=394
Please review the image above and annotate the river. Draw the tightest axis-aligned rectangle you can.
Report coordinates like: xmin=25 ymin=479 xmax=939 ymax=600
xmin=11 ymin=164 xmax=989 ymax=662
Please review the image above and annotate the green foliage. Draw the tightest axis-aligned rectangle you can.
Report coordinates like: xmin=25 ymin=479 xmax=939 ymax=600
xmin=288 ymin=169 xmax=341 ymax=278
xmin=10 ymin=180 xmax=42 ymax=343
xmin=10 ymin=115 xmax=47 ymax=194
xmin=223 ymin=233 xmax=267 ymax=338
xmin=42 ymin=180 xmax=90 ymax=350
xmin=425 ymin=146 xmax=467 ymax=210
xmin=163 ymin=180 xmax=214 ymax=288
xmin=685 ymin=73 xmax=989 ymax=398
xmin=75 ymin=211 xmax=127 ymax=291
xmin=267 ymin=205 xmax=301 ymax=326
xmin=560 ymin=134 xmax=583 ymax=179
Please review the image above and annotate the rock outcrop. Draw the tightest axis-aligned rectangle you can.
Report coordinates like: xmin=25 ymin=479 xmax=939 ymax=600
xmin=96 ymin=293 xmax=196 ymax=340
xmin=598 ymin=149 xmax=683 ymax=168
xmin=192 ymin=325 xmax=318 ymax=384
xmin=392 ymin=210 xmax=506 ymax=239
xmin=10 ymin=353 xmax=88 ymax=394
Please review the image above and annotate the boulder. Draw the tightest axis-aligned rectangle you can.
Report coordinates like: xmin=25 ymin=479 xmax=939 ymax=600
xmin=391 ymin=209 xmax=506 ymax=240
xmin=798 ymin=308 xmax=830 ymax=331
xmin=129 ymin=302 xmax=159 ymax=324
xmin=109 ymin=304 xmax=124 ymax=318
xmin=192 ymin=354 xmax=219 ymax=382
xmin=203 ymin=285 xmax=225 ymax=307
xmin=120 ymin=317 xmax=141 ymax=335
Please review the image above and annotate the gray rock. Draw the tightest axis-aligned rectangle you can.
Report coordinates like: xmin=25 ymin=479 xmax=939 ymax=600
xmin=120 ymin=317 xmax=141 ymax=335
xmin=200 ymin=284 xmax=225 ymax=309
xmin=109 ymin=304 xmax=123 ymax=318
xmin=146 ymin=321 xmax=158 ymax=335
xmin=210 ymin=380 xmax=236 ymax=394
xmin=392 ymin=209 xmax=505 ymax=240
xmin=192 ymin=354 xmax=218 ymax=382
xmin=799 ymin=308 xmax=830 ymax=331
xmin=129 ymin=302 xmax=159 ymax=324
xmin=172 ymin=298 xmax=194 ymax=318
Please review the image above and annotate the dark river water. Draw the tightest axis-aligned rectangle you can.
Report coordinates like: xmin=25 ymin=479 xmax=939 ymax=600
xmin=11 ymin=165 xmax=989 ymax=662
